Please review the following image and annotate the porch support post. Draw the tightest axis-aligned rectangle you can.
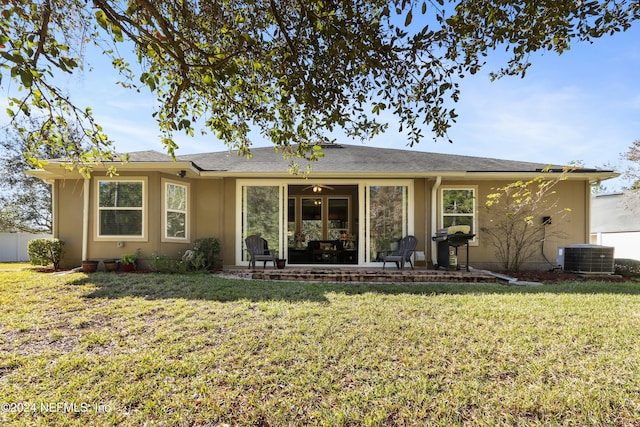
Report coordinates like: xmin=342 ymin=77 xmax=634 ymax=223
xmin=430 ymin=176 xmax=442 ymax=267
xmin=82 ymin=178 xmax=90 ymax=261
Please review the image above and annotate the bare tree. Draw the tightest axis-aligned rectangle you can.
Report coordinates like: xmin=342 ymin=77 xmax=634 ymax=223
xmin=480 ymin=167 xmax=573 ymax=271
xmin=622 ymin=140 xmax=640 ymax=213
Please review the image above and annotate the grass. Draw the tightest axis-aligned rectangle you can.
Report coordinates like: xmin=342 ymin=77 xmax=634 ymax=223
xmin=2 ymin=271 xmax=640 ymax=426
xmin=0 ymin=262 xmax=35 ymax=271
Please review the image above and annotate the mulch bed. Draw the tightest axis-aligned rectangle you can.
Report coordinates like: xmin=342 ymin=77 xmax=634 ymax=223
xmin=503 ymin=270 xmax=630 ymax=283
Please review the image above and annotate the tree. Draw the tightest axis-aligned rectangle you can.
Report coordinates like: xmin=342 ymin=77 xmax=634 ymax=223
xmin=2 ymin=0 xmax=638 ymax=170
xmin=0 ymin=205 xmax=20 ymax=232
xmin=622 ymin=139 xmax=640 ymax=213
xmin=480 ymin=167 xmax=573 ymax=271
xmin=0 ymin=118 xmax=78 ymax=233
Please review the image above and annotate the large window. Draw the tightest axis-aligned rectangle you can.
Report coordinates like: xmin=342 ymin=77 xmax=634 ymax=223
xmin=163 ymin=180 xmax=189 ymax=241
xmin=301 ymin=197 xmax=323 ymax=241
xmin=328 ymin=198 xmax=349 ymax=240
xmin=441 ymin=187 xmax=476 ymax=233
xmin=97 ymin=179 xmax=145 ymax=238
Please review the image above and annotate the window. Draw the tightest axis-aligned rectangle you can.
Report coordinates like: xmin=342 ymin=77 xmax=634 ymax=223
xmin=441 ymin=187 xmax=476 ymax=234
xmin=288 ymin=198 xmax=296 ymax=248
xmin=301 ymin=197 xmax=323 ymax=241
xmin=98 ymin=179 xmax=145 ymax=238
xmin=164 ymin=181 xmax=189 ymax=240
xmin=327 ymin=198 xmax=349 ymax=240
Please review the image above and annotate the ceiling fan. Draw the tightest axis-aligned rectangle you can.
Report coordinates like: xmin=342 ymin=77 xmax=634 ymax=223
xmin=302 ymin=184 xmax=335 ymax=193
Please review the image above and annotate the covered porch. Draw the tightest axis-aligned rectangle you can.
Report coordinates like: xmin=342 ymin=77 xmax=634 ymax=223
xmin=239 ymin=180 xmax=418 ymax=268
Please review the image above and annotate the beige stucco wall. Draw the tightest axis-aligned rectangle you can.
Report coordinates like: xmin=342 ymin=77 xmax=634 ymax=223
xmin=53 ymin=174 xmax=592 ymax=271
xmin=81 ymin=172 xmax=195 ymax=266
xmin=54 ymin=173 xmax=225 ymax=268
xmin=54 ymin=179 xmax=84 ymax=268
xmin=427 ymin=178 xmax=590 ymax=271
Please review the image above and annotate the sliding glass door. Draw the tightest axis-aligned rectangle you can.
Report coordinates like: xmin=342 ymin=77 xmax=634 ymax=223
xmin=363 ymin=183 xmax=412 ymax=264
xmin=237 ymin=180 xmax=411 ymax=266
xmin=239 ymin=183 xmax=285 ymax=263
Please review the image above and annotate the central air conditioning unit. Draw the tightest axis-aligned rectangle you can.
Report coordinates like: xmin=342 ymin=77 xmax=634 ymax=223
xmin=557 ymin=244 xmax=615 ymax=274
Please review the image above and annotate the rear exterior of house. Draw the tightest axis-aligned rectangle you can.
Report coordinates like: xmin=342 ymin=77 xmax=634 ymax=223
xmin=30 ymin=144 xmax=616 ymax=270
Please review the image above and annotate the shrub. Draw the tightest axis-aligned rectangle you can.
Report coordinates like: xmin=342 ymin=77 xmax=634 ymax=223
xmin=184 ymin=237 xmax=221 ymax=271
xmin=149 ymin=253 xmax=186 ymax=274
xmin=27 ymin=238 xmax=65 ymax=269
xmin=121 ymin=253 xmax=137 ymax=266
xmin=615 ymin=258 xmax=640 ymax=278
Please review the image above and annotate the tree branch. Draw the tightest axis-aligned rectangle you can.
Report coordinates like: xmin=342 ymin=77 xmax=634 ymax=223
xmin=32 ymin=0 xmax=52 ymax=67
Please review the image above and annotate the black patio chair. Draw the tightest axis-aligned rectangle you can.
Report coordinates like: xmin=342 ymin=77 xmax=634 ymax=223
xmin=382 ymin=235 xmax=418 ymax=270
xmin=245 ymin=235 xmax=277 ymax=269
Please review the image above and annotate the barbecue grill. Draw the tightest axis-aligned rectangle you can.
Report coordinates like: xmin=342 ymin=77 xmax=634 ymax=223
xmin=432 ymin=226 xmax=475 ymax=271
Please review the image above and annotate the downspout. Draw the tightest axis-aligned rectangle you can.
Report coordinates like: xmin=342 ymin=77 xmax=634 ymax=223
xmin=82 ymin=178 xmax=90 ymax=261
xmin=430 ymin=176 xmax=442 ymax=267
xmin=586 ymin=180 xmax=598 ymax=244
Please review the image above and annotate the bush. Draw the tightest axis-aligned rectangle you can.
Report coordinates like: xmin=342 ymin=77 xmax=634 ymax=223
xmin=27 ymin=238 xmax=65 ymax=269
xmin=149 ymin=253 xmax=186 ymax=274
xmin=615 ymin=258 xmax=640 ymax=278
xmin=184 ymin=237 xmax=221 ymax=271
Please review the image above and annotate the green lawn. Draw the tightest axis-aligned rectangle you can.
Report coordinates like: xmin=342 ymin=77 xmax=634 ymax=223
xmin=2 ymin=270 xmax=640 ymax=426
xmin=0 ymin=262 xmax=35 ymax=271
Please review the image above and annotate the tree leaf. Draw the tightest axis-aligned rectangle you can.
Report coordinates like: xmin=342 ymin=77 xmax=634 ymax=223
xmin=20 ymin=69 xmax=33 ymax=88
xmin=405 ymin=9 xmax=413 ymax=26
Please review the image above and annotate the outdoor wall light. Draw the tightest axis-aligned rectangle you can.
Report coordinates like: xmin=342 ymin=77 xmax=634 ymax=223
xmin=177 ymin=170 xmax=186 ymax=178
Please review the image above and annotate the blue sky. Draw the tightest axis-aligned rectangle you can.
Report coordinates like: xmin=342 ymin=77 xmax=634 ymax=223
xmin=5 ymin=18 xmax=640 ymax=190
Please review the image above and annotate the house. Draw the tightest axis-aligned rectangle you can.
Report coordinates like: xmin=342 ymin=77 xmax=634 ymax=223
xmin=590 ymin=192 xmax=640 ymax=260
xmin=28 ymin=144 xmax=617 ymax=270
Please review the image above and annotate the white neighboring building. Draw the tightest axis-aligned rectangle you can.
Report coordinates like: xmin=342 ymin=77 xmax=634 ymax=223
xmin=590 ymin=192 xmax=640 ymax=260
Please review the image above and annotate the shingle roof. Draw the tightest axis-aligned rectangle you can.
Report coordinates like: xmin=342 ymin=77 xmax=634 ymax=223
xmin=176 ymin=144 xmax=576 ymax=174
xmin=34 ymin=143 xmax=615 ymax=181
xmin=124 ymin=150 xmax=176 ymax=162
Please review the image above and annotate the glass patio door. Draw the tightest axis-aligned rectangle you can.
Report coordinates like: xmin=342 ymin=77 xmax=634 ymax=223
xmin=363 ymin=183 xmax=412 ymax=264
xmin=239 ymin=183 xmax=286 ymax=264
xmin=238 ymin=180 xmax=411 ymax=266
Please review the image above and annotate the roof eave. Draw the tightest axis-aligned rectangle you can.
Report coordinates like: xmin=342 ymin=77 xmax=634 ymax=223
xmin=465 ymin=170 xmax=619 ymax=179
xmin=197 ymin=170 xmax=620 ymax=180
xmin=28 ymin=160 xmax=200 ymax=180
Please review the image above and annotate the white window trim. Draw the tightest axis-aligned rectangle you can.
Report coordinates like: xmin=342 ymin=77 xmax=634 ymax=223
xmin=162 ymin=178 xmax=190 ymax=243
xmin=95 ymin=177 xmax=148 ymax=242
xmin=439 ymin=185 xmax=478 ymax=245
